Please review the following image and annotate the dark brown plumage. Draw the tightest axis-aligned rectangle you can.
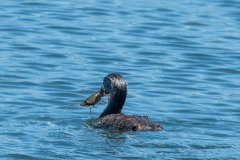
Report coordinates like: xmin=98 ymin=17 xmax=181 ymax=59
xmin=96 ymin=113 xmax=162 ymax=131
xmin=94 ymin=73 xmax=162 ymax=131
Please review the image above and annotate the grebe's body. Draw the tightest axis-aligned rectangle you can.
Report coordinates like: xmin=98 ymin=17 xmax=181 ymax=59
xmin=95 ymin=73 xmax=162 ymax=131
xmin=96 ymin=113 xmax=161 ymax=131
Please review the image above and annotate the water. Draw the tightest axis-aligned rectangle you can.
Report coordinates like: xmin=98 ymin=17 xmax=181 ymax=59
xmin=0 ymin=0 xmax=240 ymax=159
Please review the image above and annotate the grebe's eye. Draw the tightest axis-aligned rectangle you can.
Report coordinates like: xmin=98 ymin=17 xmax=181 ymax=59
xmin=104 ymin=80 xmax=111 ymax=89
xmin=104 ymin=84 xmax=110 ymax=90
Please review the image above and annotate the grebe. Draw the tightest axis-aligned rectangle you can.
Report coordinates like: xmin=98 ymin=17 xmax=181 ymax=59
xmin=95 ymin=73 xmax=162 ymax=131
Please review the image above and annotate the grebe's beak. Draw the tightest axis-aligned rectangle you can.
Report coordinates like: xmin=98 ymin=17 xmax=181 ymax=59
xmin=101 ymin=85 xmax=110 ymax=103
xmin=100 ymin=86 xmax=105 ymax=95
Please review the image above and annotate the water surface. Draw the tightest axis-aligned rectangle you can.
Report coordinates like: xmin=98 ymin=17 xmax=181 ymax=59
xmin=0 ymin=0 xmax=240 ymax=159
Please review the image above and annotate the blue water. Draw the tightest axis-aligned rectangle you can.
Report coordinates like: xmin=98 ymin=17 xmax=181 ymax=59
xmin=1 ymin=0 xmax=240 ymax=159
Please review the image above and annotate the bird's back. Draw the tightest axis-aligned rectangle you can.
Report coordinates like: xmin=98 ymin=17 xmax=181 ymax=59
xmin=96 ymin=113 xmax=162 ymax=131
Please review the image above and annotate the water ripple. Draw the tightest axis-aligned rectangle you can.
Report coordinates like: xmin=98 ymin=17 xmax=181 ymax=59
xmin=1 ymin=0 xmax=240 ymax=159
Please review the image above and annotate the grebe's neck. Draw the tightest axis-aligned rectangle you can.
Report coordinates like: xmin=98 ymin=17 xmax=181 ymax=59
xmin=99 ymin=73 xmax=127 ymax=118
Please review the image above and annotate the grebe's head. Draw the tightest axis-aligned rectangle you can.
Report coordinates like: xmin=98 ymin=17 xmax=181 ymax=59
xmin=102 ymin=73 xmax=127 ymax=95
xmin=99 ymin=73 xmax=127 ymax=118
